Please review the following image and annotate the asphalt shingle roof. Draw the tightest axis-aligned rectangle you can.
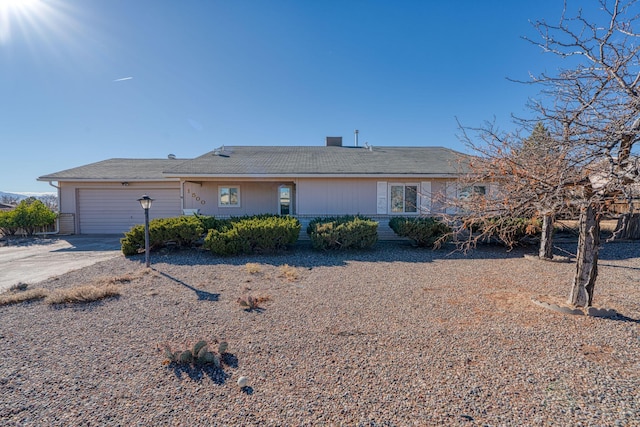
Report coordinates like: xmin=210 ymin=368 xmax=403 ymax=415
xmin=38 ymin=146 xmax=469 ymax=181
xmin=38 ymin=159 xmax=185 ymax=181
xmin=165 ymin=146 xmax=468 ymax=176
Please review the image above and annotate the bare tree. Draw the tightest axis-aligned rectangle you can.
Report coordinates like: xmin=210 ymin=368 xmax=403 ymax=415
xmin=457 ymin=0 xmax=640 ymax=307
xmin=454 ymin=121 xmax=579 ymax=258
xmin=0 ymin=195 xmax=20 ymax=206
xmin=528 ymin=0 xmax=640 ymax=306
xmin=38 ymin=194 xmax=58 ymax=211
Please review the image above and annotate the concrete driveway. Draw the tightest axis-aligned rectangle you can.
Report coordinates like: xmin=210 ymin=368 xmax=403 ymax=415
xmin=0 ymin=235 xmax=123 ymax=293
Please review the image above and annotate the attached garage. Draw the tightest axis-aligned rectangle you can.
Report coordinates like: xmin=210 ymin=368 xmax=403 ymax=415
xmin=77 ymin=188 xmax=181 ymax=234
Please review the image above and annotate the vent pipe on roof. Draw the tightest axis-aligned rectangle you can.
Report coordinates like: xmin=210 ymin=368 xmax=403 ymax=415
xmin=354 ymin=129 xmax=359 ymax=147
xmin=326 ymin=136 xmax=342 ymax=147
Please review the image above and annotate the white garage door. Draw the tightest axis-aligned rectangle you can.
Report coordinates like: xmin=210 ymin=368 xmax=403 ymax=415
xmin=78 ymin=188 xmax=181 ymax=234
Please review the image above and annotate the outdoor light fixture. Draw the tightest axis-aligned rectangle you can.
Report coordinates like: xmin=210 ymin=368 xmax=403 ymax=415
xmin=137 ymin=194 xmax=154 ymax=267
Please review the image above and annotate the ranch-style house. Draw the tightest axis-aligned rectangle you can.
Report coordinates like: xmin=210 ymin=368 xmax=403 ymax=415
xmin=38 ymin=137 xmax=471 ymax=237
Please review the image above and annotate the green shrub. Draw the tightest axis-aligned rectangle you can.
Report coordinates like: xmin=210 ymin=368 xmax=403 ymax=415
xmin=203 ymin=215 xmax=300 ymax=256
xmin=388 ymin=216 xmax=450 ymax=247
xmin=121 ymin=215 xmax=215 ymax=256
xmin=194 ymin=214 xmax=232 ymax=232
xmin=307 ymin=215 xmax=378 ymax=250
xmin=2 ymin=199 xmax=57 ymax=236
xmin=0 ymin=210 xmax=18 ymax=236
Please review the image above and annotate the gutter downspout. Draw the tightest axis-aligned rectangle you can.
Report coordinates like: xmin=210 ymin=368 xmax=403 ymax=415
xmin=35 ymin=181 xmax=60 ymax=236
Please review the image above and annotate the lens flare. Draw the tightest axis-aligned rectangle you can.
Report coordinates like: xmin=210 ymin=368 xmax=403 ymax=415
xmin=0 ymin=0 xmax=43 ymax=44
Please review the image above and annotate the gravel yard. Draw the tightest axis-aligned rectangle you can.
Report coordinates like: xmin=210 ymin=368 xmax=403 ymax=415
xmin=1 ymin=240 xmax=639 ymax=426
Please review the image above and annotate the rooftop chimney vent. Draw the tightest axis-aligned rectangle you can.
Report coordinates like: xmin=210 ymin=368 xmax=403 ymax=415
xmin=326 ymin=136 xmax=342 ymax=147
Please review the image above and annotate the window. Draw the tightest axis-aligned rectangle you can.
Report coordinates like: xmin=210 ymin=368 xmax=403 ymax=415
xmin=459 ymin=185 xmax=486 ymax=199
xmin=390 ymin=184 xmax=418 ymax=213
xmin=218 ymin=186 xmax=240 ymax=207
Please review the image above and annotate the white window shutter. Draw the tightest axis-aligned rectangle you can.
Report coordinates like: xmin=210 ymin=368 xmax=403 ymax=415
xmin=376 ymin=182 xmax=387 ymax=214
xmin=420 ymin=181 xmax=431 ymax=215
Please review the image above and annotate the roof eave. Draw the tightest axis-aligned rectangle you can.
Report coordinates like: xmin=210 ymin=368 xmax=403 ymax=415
xmin=164 ymin=173 xmax=461 ymax=179
xmin=37 ymin=177 xmax=181 ymax=182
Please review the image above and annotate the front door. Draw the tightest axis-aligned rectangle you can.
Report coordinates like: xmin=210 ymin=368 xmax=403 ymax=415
xmin=279 ymin=185 xmax=292 ymax=215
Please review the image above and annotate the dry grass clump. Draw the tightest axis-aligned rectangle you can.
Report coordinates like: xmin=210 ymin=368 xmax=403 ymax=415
xmin=0 ymin=285 xmax=48 ymax=306
xmin=94 ymin=269 xmax=151 ymax=285
xmin=45 ymin=284 xmax=120 ymax=305
xmin=245 ymin=263 xmax=262 ymax=274
xmin=278 ymin=264 xmax=298 ymax=281
xmin=0 ymin=272 xmax=138 ymax=307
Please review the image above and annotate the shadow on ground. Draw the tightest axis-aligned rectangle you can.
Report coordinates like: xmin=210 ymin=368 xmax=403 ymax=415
xmin=169 ymin=363 xmax=230 ymax=384
xmin=154 ymin=270 xmax=219 ymax=301
xmin=129 ymin=240 xmax=548 ymax=270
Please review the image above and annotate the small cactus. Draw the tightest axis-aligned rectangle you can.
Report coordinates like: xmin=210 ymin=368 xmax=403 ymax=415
xmin=213 ymin=353 xmax=221 ymax=368
xmin=163 ymin=339 xmax=230 ymax=368
xmin=192 ymin=340 xmax=208 ymax=356
xmin=179 ymin=350 xmax=193 ymax=363
xmin=196 ymin=345 xmax=208 ymax=359
xmin=237 ymin=294 xmax=270 ymax=310
xmin=164 ymin=346 xmax=177 ymax=362
xmin=199 ymin=351 xmax=216 ymax=364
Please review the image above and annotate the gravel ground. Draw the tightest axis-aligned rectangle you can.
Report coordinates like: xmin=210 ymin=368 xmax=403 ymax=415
xmin=0 ymin=240 xmax=639 ymax=426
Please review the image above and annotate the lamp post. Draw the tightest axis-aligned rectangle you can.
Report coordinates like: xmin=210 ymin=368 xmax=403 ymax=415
xmin=137 ymin=194 xmax=154 ymax=267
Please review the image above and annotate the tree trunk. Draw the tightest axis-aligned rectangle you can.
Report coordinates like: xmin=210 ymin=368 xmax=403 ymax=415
xmin=538 ymin=213 xmax=554 ymax=259
xmin=567 ymin=205 xmax=600 ymax=307
xmin=612 ymin=213 xmax=640 ymax=240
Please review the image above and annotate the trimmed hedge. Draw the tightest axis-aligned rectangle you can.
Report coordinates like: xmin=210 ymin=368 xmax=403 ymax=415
xmin=203 ymin=215 xmax=300 ymax=256
xmin=388 ymin=216 xmax=449 ymax=247
xmin=307 ymin=215 xmax=378 ymax=250
xmin=195 ymin=214 xmax=232 ymax=232
xmin=121 ymin=215 xmax=214 ymax=256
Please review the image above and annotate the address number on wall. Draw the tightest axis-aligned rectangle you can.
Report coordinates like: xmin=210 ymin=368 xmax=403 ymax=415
xmin=186 ymin=188 xmax=207 ymax=205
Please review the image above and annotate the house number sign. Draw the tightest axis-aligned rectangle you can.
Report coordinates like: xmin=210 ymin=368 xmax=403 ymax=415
xmin=186 ymin=188 xmax=207 ymax=205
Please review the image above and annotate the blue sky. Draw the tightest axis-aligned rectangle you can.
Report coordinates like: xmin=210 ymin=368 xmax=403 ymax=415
xmin=2 ymin=0 xmax=569 ymax=193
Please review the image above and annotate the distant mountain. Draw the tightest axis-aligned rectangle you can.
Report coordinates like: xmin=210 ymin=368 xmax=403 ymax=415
xmin=0 ymin=191 xmax=56 ymax=201
xmin=0 ymin=191 xmax=27 ymax=201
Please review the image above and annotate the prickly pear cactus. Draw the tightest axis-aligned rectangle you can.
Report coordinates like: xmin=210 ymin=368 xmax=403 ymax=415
xmin=164 ymin=347 xmax=177 ymax=362
xmin=218 ymin=341 xmax=228 ymax=354
xmin=192 ymin=340 xmax=208 ymax=356
xmin=197 ymin=345 xmax=209 ymax=359
xmin=200 ymin=351 xmax=216 ymax=364
xmin=179 ymin=350 xmax=193 ymax=363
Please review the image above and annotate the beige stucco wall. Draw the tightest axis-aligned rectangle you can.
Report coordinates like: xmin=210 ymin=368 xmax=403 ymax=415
xmin=182 ymin=178 xmax=457 ymax=217
xmin=296 ymin=178 xmax=455 ymax=216
xmin=296 ymin=178 xmax=377 ymax=215
xmin=184 ymin=181 xmax=291 ymax=217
